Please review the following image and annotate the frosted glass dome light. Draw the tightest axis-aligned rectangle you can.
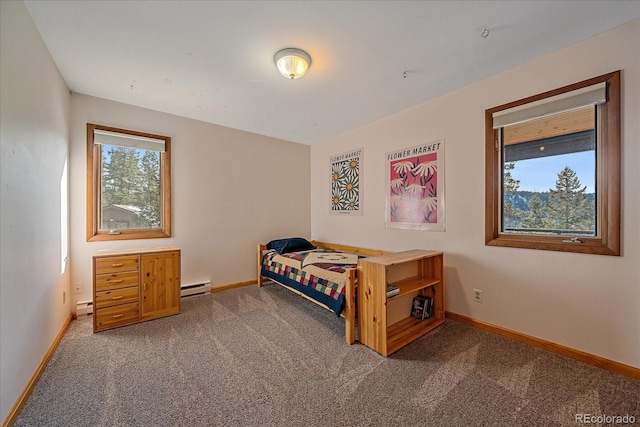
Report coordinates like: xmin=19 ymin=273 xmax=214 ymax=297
xmin=274 ymin=48 xmax=311 ymax=80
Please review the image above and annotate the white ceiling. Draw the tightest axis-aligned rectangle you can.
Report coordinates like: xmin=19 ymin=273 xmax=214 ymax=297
xmin=24 ymin=1 xmax=640 ymax=145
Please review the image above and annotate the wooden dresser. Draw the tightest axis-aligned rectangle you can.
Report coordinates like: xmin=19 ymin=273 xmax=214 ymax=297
xmin=93 ymin=246 xmax=181 ymax=332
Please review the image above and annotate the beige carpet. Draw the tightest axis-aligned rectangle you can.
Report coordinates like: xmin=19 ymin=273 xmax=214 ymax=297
xmin=15 ymin=284 xmax=639 ymax=426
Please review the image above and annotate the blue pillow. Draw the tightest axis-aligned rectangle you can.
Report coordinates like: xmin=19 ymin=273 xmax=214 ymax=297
xmin=267 ymin=237 xmax=316 ymax=254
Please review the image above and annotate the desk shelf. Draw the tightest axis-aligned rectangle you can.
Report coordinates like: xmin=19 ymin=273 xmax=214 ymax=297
xmin=358 ymin=249 xmax=444 ymax=356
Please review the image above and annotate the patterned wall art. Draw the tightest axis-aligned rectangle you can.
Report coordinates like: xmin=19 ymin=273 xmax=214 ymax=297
xmin=385 ymin=140 xmax=445 ymax=231
xmin=330 ymin=148 xmax=363 ymax=215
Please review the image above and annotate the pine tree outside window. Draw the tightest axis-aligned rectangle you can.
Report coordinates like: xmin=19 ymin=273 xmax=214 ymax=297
xmin=87 ymin=124 xmax=171 ymax=241
xmin=485 ymin=71 xmax=621 ymax=256
xmin=499 ymin=105 xmax=596 ymax=237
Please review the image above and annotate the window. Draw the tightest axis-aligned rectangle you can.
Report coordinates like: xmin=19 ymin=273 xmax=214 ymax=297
xmin=87 ymin=124 xmax=171 ymax=241
xmin=485 ymin=71 xmax=620 ymax=255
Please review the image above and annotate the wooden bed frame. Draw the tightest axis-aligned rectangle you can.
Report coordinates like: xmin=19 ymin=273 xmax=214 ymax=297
xmin=257 ymin=240 xmax=386 ymax=345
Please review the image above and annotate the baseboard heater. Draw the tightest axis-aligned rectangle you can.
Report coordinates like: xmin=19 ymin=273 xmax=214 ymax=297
xmin=181 ymin=280 xmax=212 ymax=298
xmin=76 ymin=300 xmax=93 ymax=316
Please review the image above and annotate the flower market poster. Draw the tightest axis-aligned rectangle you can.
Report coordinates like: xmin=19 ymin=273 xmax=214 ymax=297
xmin=330 ymin=148 xmax=363 ymax=215
xmin=386 ymin=140 xmax=445 ymax=230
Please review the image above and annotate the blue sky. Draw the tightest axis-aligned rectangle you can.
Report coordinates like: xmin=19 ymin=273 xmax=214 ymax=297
xmin=510 ymin=151 xmax=595 ymax=193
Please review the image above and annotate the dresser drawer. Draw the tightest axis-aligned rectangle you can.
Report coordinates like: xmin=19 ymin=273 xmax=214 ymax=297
xmin=92 ymin=246 xmax=180 ymax=333
xmin=95 ymin=302 xmax=139 ymax=330
xmin=95 ymin=286 xmax=139 ymax=309
xmin=95 ymin=255 xmax=139 ymax=275
xmin=95 ymin=271 xmax=139 ymax=292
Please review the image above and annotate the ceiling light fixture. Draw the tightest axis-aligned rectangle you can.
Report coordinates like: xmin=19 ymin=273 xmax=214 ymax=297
xmin=274 ymin=48 xmax=311 ymax=80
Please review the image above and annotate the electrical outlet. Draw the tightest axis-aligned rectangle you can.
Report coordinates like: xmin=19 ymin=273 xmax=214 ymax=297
xmin=473 ymin=288 xmax=482 ymax=303
xmin=73 ymin=282 xmax=83 ymax=294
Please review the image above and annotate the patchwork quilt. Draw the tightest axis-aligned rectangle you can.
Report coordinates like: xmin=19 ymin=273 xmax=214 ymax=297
xmin=260 ymin=249 xmax=361 ymax=315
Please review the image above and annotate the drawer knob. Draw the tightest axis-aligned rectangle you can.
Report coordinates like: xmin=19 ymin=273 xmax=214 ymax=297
xmin=112 ymin=314 xmax=124 ymax=319
xmin=109 ymin=279 xmax=124 ymax=283
xmin=112 ymin=296 xmax=124 ymax=300
xmin=111 ymin=262 xmax=124 ymax=267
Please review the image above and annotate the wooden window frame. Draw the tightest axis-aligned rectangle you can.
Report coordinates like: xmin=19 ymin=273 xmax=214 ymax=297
xmin=86 ymin=123 xmax=171 ymax=242
xmin=485 ymin=71 xmax=621 ymax=256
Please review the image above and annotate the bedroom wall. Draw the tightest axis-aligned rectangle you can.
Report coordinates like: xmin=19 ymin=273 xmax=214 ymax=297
xmin=69 ymin=94 xmax=311 ymax=307
xmin=0 ymin=1 xmax=71 ymax=422
xmin=310 ymin=19 xmax=640 ymax=369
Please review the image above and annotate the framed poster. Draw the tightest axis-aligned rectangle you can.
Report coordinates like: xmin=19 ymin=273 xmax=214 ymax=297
xmin=330 ymin=148 xmax=363 ymax=215
xmin=385 ymin=140 xmax=445 ymax=231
